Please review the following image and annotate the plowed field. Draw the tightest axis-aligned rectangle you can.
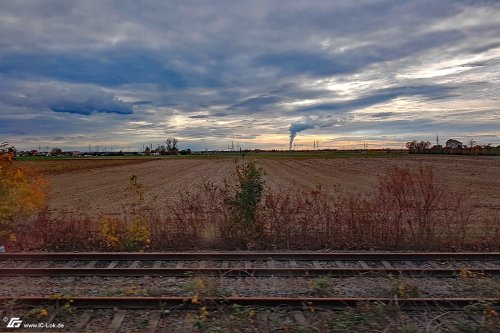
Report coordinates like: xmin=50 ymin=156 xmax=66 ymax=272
xmin=17 ymin=155 xmax=500 ymax=217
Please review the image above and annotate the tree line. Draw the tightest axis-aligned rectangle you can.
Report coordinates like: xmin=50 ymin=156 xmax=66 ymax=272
xmin=406 ymin=138 xmax=500 ymax=155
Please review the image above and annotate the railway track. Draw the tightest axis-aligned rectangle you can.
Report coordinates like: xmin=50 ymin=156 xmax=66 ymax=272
xmin=1 ymin=252 xmax=499 ymax=332
xmin=1 ymin=252 xmax=499 ymax=277
xmin=2 ymin=296 xmax=499 ymax=309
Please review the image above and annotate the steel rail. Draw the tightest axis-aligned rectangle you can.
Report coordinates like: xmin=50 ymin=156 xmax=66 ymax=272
xmin=1 ymin=252 xmax=499 ymax=261
xmin=1 ymin=267 xmax=499 ymax=277
xmin=2 ymin=296 xmax=499 ymax=309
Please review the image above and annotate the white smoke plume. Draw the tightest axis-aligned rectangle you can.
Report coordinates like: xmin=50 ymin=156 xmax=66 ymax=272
xmin=289 ymin=116 xmax=352 ymax=150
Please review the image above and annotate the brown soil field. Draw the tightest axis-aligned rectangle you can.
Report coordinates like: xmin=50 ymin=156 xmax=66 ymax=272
xmin=14 ymin=158 xmax=157 ymax=174
xmin=18 ymin=155 xmax=500 ymax=217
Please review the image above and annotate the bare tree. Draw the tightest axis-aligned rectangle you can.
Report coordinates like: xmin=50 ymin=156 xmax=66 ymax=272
xmin=165 ymin=137 xmax=179 ymax=154
xmin=165 ymin=138 xmax=172 ymax=151
xmin=468 ymin=138 xmax=477 ymax=148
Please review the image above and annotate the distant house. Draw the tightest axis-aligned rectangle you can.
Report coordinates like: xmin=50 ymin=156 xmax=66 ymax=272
xmin=446 ymin=139 xmax=463 ymax=149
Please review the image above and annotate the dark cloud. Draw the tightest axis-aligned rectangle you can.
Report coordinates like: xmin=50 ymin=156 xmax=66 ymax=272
xmin=0 ymin=79 xmax=133 ymax=115
xmin=0 ymin=51 xmax=187 ymax=88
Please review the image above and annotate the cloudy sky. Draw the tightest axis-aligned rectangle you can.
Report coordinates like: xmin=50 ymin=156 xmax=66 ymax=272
xmin=1 ymin=0 xmax=499 ymax=151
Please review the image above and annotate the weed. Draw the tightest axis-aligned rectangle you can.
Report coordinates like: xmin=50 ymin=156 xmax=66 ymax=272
xmin=99 ymin=215 xmax=150 ymax=251
xmin=393 ymin=281 xmax=420 ymax=298
xmin=329 ymin=308 xmax=368 ymax=330
xmin=307 ymin=277 xmax=331 ymax=293
xmin=224 ymin=160 xmax=265 ymax=241
xmin=25 ymin=306 xmax=49 ymax=319
xmin=451 ymin=320 xmax=481 ymax=333
xmin=134 ymin=318 xmax=149 ymax=328
xmin=127 ymin=174 xmax=144 ymax=204
xmin=296 ymin=326 xmax=315 ymax=333
xmin=230 ymin=304 xmax=256 ymax=320
xmin=400 ymin=323 xmax=419 ymax=333
xmin=464 ymin=300 xmax=499 ymax=326
xmin=99 ymin=215 xmax=126 ymax=250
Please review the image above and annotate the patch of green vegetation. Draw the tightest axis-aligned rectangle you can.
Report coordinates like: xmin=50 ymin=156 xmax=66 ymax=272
xmin=307 ymin=277 xmax=332 ymax=292
xmin=328 ymin=302 xmax=393 ymax=331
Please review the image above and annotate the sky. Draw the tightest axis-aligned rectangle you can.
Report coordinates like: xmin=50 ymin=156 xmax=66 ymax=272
xmin=1 ymin=0 xmax=499 ymax=151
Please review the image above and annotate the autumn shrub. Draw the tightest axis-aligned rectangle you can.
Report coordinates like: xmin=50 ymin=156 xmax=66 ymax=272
xmin=99 ymin=215 xmax=150 ymax=251
xmin=143 ymin=164 xmax=491 ymax=250
xmin=97 ymin=175 xmax=151 ymax=251
xmin=0 ymin=150 xmax=47 ymax=247
xmin=8 ymin=161 xmax=495 ymax=251
xmin=20 ymin=210 xmax=100 ymax=251
xmin=224 ymin=160 xmax=265 ymax=240
xmin=375 ymin=166 xmax=444 ymax=246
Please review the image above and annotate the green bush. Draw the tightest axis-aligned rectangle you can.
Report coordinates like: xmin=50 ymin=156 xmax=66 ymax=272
xmin=225 ymin=160 xmax=265 ymax=238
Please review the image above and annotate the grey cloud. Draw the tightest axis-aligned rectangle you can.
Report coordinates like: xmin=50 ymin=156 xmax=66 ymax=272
xmin=229 ymin=93 xmax=283 ymax=111
xmin=369 ymin=112 xmax=396 ymax=118
xmin=0 ymin=0 xmax=499 ymax=149
xmin=0 ymin=79 xmax=133 ymax=116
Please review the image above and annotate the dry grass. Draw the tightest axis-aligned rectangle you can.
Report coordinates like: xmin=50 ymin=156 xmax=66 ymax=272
xmin=7 ymin=162 xmax=500 ymax=252
xmin=34 ymin=156 xmax=500 ymax=223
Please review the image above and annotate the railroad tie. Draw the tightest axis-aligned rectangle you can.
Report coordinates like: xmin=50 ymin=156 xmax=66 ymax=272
xmin=129 ymin=260 xmax=140 ymax=268
xmin=146 ymin=312 xmax=161 ymax=332
xmin=429 ymin=261 xmax=444 ymax=269
xmin=107 ymin=261 xmax=119 ymax=269
xmin=291 ymin=311 xmax=308 ymax=326
xmin=109 ymin=310 xmax=126 ymax=333
xmin=63 ymin=261 xmax=76 ymax=268
xmin=358 ymin=261 xmax=370 ymax=269
xmin=381 ymin=260 xmax=394 ymax=269
xmin=335 ymin=260 xmax=345 ymax=268
xmin=182 ymin=313 xmax=194 ymax=332
xmin=86 ymin=260 xmax=97 ymax=268
xmin=255 ymin=313 xmax=270 ymax=333
xmin=16 ymin=261 xmax=29 ymax=268
xmin=74 ymin=310 xmax=93 ymax=331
